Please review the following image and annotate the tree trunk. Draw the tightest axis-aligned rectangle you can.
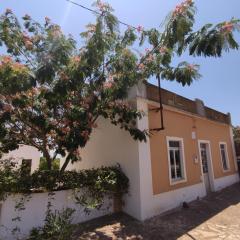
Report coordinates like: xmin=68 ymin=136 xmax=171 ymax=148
xmin=43 ymin=150 xmax=52 ymax=170
xmin=60 ymin=152 xmax=72 ymax=174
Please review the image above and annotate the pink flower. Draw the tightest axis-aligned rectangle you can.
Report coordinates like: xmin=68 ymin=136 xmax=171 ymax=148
xmin=107 ymin=75 xmax=114 ymax=82
xmin=138 ymin=63 xmax=145 ymax=71
xmin=187 ymin=64 xmax=197 ymax=71
xmin=81 ymin=130 xmax=89 ymax=140
xmin=0 ymin=94 xmax=6 ymax=101
xmin=50 ymin=119 xmax=58 ymax=125
xmin=49 ymin=130 xmax=57 ymax=138
xmin=14 ymin=62 xmax=25 ymax=69
xmin=65 ymin=101 xmax=72 ymax=109
xmin=22 ymin=31 xmax=31 ymax=41
xmin=184 ymin=0 xmax=193 ymax=5
xmin=59 ymin=71 xmax=69 ymax=81
xmin=31 ymin=35 xmax=41 ymax=43
xmin=25 ymin=40 xmax=33 ymax=50
xmin=137 ymin=25 xmax=144 ymax=33
xmin=1 ymin=56 xmax=12 ymax=64
xmin=173 ymin=0 xmax=192 ymax=17
xmin=146 ymin=54 xmax=154 ymax=63
xmin=45 ymin=17 xmax=51 ymax=24
xmin=31 ymin=87 xmax=39 ymax=95
xmin=72 ymin=56 xmax=81 ymax=63
xmin=103 ymin=81 xmax=114 ymax=89
xmin=62 ymin=126 xmax=70 ymax=134
xmin=87 ymin=25 xmax=96 ymax=32
xmin=173 ymin=5 xmax=183 ymax=16
xmin=103 ymin=75 xmax=115 ymax=89
xmin=159 ymin=46 xmax=168 ymax=54
xmin=221 ymin=22 xmax=234 ymax=34
xmin=96 ymin=1 xmax=107 ymax=11
xmin=51 ymin=26 xmax=62 ymax=38
xmin=2 ymin=103 xmax=13 ymax=112
xmin=23 ymin=14 xmax=31 ymax=20
xmin=5 ymin=8 xmax=12 ymax=14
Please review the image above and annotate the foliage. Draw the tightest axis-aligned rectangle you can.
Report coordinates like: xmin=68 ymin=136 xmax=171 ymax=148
xmin=0 ymin=160 xmax=129 ymax=209
xmin=0 ymin=159 xmax=32 ymax=200
xmin=0 ymin=161 xmax=128 ymax=238
xmin=39 ymin=157 xmax=60 ymax=170
xmin=233 ymin=126 xmax=240 ymax=144
xmin=0 ymin=1 xmax=239 ymax=171
xmin=28 ymin=207 xmax=75 ymax=240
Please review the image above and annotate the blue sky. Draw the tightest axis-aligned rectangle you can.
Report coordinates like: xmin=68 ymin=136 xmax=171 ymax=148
xmin=1 ymin=0 xmax=240 ymax=125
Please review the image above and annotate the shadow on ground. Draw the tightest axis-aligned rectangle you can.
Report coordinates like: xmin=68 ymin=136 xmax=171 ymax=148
xmin=73 ymin=183 xmax=240 ymax=240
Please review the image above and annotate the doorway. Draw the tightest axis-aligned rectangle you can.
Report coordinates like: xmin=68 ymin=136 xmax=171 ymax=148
xmin=199 ymin=141 xmax=214 ymax=193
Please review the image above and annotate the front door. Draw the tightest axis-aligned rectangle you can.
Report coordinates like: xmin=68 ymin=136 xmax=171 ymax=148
xmin=200 ymin=143 xmax=211 ymax=193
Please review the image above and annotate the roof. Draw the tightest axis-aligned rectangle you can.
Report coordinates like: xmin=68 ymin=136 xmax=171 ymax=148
xmin=146 ymin=83 xmax=230 ymax=125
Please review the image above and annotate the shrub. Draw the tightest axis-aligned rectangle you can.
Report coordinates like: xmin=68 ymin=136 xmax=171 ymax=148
xmin=39 ymin=157 xmax=60 ymax=171
xmin=0 ymin=160 xmax=129 ymax=208
xmin=28 ymin=208 xmax=75 ymax=240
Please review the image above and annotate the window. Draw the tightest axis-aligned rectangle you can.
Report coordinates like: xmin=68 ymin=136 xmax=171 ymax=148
xmin=21 ymin=159 xmax=32 ymax=175
xmin=219 ymin=143 xmax=229 ymax=171
xmin=167 ymin=137 xmax=186 ymax=184
xmin=200 ymin=143 xmax=208 ymax=173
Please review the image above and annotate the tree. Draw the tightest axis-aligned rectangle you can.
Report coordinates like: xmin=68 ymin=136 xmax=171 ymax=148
xmin=233 ymin=126 xmax=240 ymax=143
xmin=0 ymin=1 xmax=239 ymax=172
xmin=233 ymin=126 xmax=240 ymax=158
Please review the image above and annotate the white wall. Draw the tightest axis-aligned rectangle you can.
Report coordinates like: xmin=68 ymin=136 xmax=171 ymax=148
xmin=66 ymin=117 xmax=142 ymax=220
xmin=0 ymin=191 xmax=112 ymax=240
xmin=136 ymin=98 xmax=156 ymax=220
xmin=147 ymin=183 xmax=206 ymax=219
xmin=2 ymin=145 xmax=41 ymax=173
xmin=213 ymin=173 xmax=239 ymax=191
xmin=65 ymin=85 xmax=149 ymax=220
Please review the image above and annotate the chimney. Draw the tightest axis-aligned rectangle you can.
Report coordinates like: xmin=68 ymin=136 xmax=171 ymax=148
xmin=195 ymin=98 xmax=206 ymax=117
xmin=227 ymin=112 xmax=232 ymax=125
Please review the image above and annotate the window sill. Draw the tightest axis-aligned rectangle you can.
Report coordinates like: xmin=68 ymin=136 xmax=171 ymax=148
xmin=170 ymin=178 xmax=187 ymax=186
xmin=222 ymin=168 xmax=231 ymax=173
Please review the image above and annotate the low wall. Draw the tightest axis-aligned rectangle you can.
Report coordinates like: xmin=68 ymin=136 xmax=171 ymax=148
xmin=0 ymin=190 xmax=113 ymax=240
xmin=141 ymin=182 xmax=206 ymax=220
xmin=213 ymin=173 xmax=239 ymax=191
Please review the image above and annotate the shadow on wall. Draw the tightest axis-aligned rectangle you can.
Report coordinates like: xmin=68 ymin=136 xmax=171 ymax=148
xmin=72 ymin=183 xmax=240 ymax=240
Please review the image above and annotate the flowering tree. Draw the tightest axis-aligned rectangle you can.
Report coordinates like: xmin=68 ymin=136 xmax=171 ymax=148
xmin=0 ymin=1 xmax=239 ymax=172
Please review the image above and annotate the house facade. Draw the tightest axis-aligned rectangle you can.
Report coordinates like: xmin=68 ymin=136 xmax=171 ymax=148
xmin=68 ymin=83 xmax=239 ymax=221
xmin=1 ymin=83 xmax=238 ymax=222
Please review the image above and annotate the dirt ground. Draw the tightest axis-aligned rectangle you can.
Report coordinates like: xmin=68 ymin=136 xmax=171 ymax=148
xmin=73 ymin=183 xmax=240 ymax=240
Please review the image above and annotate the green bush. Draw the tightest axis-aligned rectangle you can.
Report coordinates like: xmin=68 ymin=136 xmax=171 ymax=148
xmin=28 ymin=208 xmax=75 ymax=240
xmin=39 ymin=157 xmax=60 ymax=171
xmin=0 ymin=160 xmax=129 ymax=206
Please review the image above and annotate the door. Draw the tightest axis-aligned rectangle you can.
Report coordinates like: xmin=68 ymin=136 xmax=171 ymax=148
xmin=200 ymin=143 xmax=211 ymax=193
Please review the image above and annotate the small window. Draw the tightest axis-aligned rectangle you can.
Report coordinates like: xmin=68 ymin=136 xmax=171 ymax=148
xmin=167 ymin=137 xmax=186 ymax=184
xmin=219 ymin=143 xmax=229 ymax=171
xmin=21 ymin=159 xmax=32 ymax=175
